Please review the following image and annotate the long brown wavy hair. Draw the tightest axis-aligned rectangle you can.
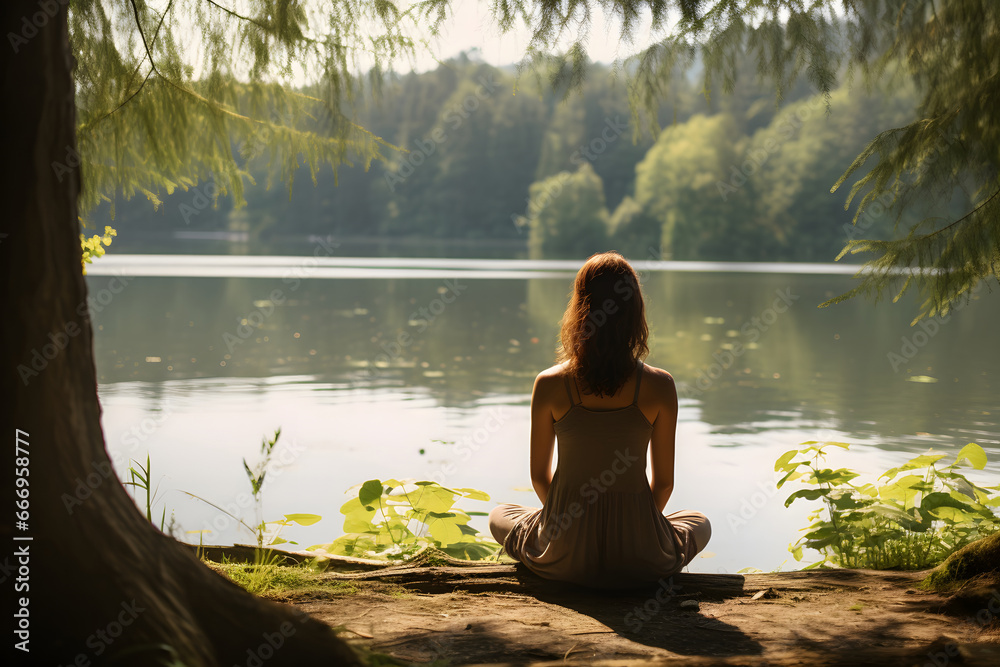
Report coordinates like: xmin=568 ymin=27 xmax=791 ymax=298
xmin=557 ymin=251 xmax=649 ymax=397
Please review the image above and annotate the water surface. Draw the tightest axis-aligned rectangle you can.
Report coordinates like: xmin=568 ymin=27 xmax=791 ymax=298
xmin=87 ymin=255 xmax=999 ymax=573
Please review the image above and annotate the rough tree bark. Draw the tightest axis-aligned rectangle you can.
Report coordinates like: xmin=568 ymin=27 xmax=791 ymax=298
xmin=1 ymin=3 xmax=359 ymax=665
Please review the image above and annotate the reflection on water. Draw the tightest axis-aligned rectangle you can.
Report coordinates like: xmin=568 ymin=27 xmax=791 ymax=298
xmin=88 ymin=257 xmax=999 ymax=573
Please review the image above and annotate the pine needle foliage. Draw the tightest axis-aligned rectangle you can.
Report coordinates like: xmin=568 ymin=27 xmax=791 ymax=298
xmin=69 ymin=0 xmax=450 ymax=223
xmin=497 ymin=0 xmax=999 ymax=320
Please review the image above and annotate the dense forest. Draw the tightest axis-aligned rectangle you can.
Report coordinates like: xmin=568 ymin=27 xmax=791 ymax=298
xmin=99 ymin=52 xmax=968 ymax=262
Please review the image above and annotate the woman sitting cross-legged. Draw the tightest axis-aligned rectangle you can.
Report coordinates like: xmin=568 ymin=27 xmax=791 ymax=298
xmin=489 ymin=251 xmax=711 ymax=588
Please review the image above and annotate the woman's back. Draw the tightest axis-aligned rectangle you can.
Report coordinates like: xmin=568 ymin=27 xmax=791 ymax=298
xmin=499 ymin=361 xmax=702 ymax=588
xmin=551 ymin=360 xmax=652 ymax=494
xmin=488 ymin=251 xmax=711 ymax=588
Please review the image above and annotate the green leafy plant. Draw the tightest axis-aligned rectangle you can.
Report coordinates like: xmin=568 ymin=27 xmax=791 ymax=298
xmin=124 ymin=453 xmax=169 ymax=532
xmin=777 ymin=441 xmax=1000 ymax=570
xmin=242 ymin=428 xmax=308 ymax=549
xmin=311 ymin=479 xmax=500 ymax=561
xmin=239 ymin=428 xmax=322 ymax=548
xmin=80 ymin=225 xmax=115 ymax=273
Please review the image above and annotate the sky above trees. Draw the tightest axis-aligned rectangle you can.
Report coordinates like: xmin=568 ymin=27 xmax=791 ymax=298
xmin=397 ymin=2 xmax=661 ymax=72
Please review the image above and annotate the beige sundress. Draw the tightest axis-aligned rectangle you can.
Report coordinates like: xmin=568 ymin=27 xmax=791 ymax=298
xmin=501 ymin=361 xmax=706 ymax=588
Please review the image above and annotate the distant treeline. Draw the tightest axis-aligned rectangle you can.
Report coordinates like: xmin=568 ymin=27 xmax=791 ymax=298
xmin=102 ymin=52 xmax=969 ymax=261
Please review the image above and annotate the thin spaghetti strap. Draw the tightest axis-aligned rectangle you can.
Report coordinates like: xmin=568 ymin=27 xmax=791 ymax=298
xmin=632 ymin=360 xmax=643 ymax=405
xmin=563 ymin=375 xmax=578 ymax=405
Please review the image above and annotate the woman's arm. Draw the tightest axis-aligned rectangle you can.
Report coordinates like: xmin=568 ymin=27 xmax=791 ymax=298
xmin=528 ymin=373 xmax=557 ymax=505
xmin=649 ymin=372 xmax=678 ymax=513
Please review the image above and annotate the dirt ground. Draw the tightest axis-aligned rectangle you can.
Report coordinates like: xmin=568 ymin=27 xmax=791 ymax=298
xmin=237 ymin=549 xmax=1000 ymax=666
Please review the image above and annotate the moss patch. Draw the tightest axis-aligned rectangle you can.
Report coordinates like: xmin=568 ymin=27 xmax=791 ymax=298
xmin=208 ymin=561 xmax=360 ymax=599
xmin=923 ymin=532 xmax=1000 ymax=590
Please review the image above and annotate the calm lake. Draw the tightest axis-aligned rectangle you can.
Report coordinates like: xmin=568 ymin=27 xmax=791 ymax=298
xmin=85 ymin=253 xmax=1000 ymax=573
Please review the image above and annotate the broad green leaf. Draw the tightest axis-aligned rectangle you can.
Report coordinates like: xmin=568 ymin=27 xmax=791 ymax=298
xmin=963 ymin=487 xmax=994 ymax=507
xmin=946 ymin=475 xmax=982 ymax=501
xmin=929 ymin=506 xmax=976 ymax=524
xmin=326 ymin=533 xmax=379 ymax=557
xmin=411 ymin=484 xmax=457 ymax=513
xmin=358 ymin=479 xmax=384 ymax=506
xmin=414 ymin=481 xmax=461 ymax=493
xmin=340 ymin=496 xmax=375 ymax=516
xmin=428 ymin=518 xmax=463 ymax=545
xmin=920 ymin=492 xmax=971 ymax=514
xmin=804 ymin=533 xmax=841 ymax=550
xmin=428 ymin=510 xmax=471 ymax=524
xmin=343 ymin=513 xmax=375 ymax=533
xmin=797 ymin=441 xmax=849 ymax=450
xmin=776 ymin=469 xmax=804 ymax=489
xmin=438 ymin=542 xmax=499 ymax=560
xmin=896 ymin=474 xmax=928 ymax=487
xmin=878 ymin=475 xmax=923 ymax=503
xmin=284 ymin=513 xmax=322 ymax=526
xmin=954 ymin=443 xmax=987 ymax=470
xmin=810 ymin=468 xmax=860 ymax=486
xmin=880 ymin=452 xmax=947 ymax=480
xmin=861 ymin=505 xmax=924 ymax=531
xmin=829 ymin=492 xmax=865 ymax=510
xmin=801 ymin=525 xmax=838 ymax=540
xmin=855 ymin=483 xmax=879 ymax=498
xmin=774 ymin=449 xmax=800 ymax=472
xmin=784 ymin=488 xmax=829 ymax=507
xmin=453 ymin=487 xmax=490 ymax=501
xmin=823 ymin=441 xmax=852 ymax=450
xmin=343 ymin=503 xmax=376 ymax=525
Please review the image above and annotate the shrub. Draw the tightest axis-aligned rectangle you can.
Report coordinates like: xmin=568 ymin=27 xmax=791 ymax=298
xmin=777 ymin=441 xmax=1000 ymax=570
xmin=312 ymin=479 xmax=500 ymax=561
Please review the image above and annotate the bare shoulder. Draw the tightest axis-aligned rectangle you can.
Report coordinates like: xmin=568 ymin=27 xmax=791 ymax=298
xmin=532 ymin=362 xmax=570 ymax=396
xmin=535 ymin=362 xmax=570 ymax=380
xmin=640 ymin=363 xmax=677 ymax=397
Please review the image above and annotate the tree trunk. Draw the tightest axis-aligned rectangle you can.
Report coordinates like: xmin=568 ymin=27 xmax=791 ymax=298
xmin=1 ymin=4 xmax=358 ymax=665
